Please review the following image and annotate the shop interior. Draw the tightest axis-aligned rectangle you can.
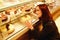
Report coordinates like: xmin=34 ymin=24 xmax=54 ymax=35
xmin=0 ymin=0 xmax=60 ymax=40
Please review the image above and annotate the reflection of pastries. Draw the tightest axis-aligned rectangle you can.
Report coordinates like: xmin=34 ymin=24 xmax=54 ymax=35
xmin=6 ymin=24 xmax=14 ymax=34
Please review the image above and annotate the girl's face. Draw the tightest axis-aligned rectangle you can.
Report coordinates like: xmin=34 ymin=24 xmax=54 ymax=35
xmin=35 ymin=6 xmax=42 ymax=18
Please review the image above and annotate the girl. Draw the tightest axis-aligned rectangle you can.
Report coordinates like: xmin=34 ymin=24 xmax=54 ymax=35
xmin=25 ymin=2 xmax=59 ymax=40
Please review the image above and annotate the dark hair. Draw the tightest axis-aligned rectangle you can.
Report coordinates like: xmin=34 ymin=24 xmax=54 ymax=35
xmin=37 ymin=4 xmax=53 ymax=23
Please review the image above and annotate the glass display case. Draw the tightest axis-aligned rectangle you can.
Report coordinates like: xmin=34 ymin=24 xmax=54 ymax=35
xmin=0 ymin=0 xmax=60 ymax=40
xmin=0 ymin=0 xmax=39 ymax=40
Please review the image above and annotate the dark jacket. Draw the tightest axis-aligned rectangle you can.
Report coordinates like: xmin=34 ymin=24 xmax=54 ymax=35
xmin=29 ymin=20 xmax=60 ymax=40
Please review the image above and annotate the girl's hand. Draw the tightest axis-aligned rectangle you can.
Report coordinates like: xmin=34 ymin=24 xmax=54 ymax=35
xmin=25 ymin=21 xmax=34 ymax=30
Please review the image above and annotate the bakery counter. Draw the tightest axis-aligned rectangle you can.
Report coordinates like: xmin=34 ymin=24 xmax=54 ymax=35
xmin=5 ymin=22 xmax=29 ymax=40
xmin=4 ymin=17 xmax=39 ymax=40
xmin=0 ymin=2 xmax=60 ymax=40
xmin=5 ymin=6 xmax=60 ymax=40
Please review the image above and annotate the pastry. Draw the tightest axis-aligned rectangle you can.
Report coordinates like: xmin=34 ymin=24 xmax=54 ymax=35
xmin=6 ymin=24 xmax=14 ymax=34
xmin=0 ymin=14 xmax=8 ymax=22
xmin=5 ymin=9 xmax=10 ymax=15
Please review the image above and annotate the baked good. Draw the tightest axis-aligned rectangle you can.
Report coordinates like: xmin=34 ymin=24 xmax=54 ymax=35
xmin=0 ymin=14 xmax=8 ymax=22
xmin=6 ymin=24 xmax=14 ymax=34
xmin=5 ymin=9 xmax=10 ymax=15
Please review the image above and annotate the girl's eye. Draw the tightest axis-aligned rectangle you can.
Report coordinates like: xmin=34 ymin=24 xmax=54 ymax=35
xmin=36 ymin=9 xmax=39 ymax=11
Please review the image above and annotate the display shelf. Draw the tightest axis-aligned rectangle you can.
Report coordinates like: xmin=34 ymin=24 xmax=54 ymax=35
xmin=4 ymin=22 xmax=26 ymax=40
xmin=0 ymin=12 xmax=30 ymax=26
xmin=0 ymin=0 xmax=38 ymax=40
xmin=4 ymin=17 xmax=39 ymax=40
xmin=0 ymin=0 xmax=36 ymax=26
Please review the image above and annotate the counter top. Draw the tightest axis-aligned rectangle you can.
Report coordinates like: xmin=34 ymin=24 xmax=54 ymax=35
xmin=4 ymin=18 xmax=39 ymax=40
